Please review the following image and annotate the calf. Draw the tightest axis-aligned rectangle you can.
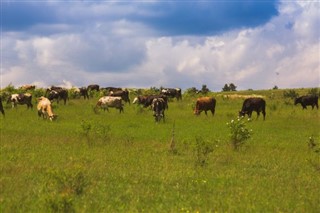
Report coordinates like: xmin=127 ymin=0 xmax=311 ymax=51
xmin=294 ymin=95 xmax=318 ymax=109
xmin=194 ymin=97 xmax=216 ymax=116
xmin=95 ymin=96 xmax=124 ymax=113
xmin=239 ymin=97 xmax=266 ymax=120
xmin=7 ymin=93 xmax=33 ymax=109
xmin=152 ymin=98 xmax=166 ymax=122
xmin=37 ymin=97 xmax=57 ymax=121
xmin=0 ymin=97 xmax=4 ymax=116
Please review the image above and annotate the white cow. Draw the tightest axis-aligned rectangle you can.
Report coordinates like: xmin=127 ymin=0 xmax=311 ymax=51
xmin=95 ymin=96 xmax=124 ymax=113
xmin=37 ymin=96 xmax=57 ymax=121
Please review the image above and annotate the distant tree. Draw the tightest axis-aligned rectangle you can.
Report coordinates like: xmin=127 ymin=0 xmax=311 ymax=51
xmin=273 ymin=85 xmax=279 ymax=90
xmin=222 ymin=84 xmax=230 ymax=92
xmin=229 ymin=83 xmax=237 ymax=91
xmin=200 ymin=84 xmax=210 ymax=94
xmin=222 ymin=83 xmax=237 ymax=92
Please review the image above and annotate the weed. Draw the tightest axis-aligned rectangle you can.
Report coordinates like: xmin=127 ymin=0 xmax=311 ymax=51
xmin=44 ymin=169 xmax=88 ymax=213
xmin=194 ymin=136 xmax=215 ymax=167
xmin=227 ymin=117 xmax=253 ymax=150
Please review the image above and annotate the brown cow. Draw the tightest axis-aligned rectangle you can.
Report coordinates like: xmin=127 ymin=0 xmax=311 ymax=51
xmin=194 ymin=97 xmax=216 ymax=116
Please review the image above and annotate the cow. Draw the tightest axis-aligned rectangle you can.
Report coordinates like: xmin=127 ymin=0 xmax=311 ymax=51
xmin=194 ymin=97 xmax=216 ymax=116
xmin=109 ymin=89 xmax=130 ymax=104
xmin=294 ymin=95 xmax=318 ymax=110
xmin=95 ymin=96 xmax=124 ymax=113
xmin=151 ymin=98 xmax=166 ymax=122
xmin=0 ymin=96 xmax=4 ymax=116
xmin=133 ymin=94 xmax=168 ymax=109
xmin=161 ymin=88 xmax=182 ymax=101
xmin=37 ymin=96 xmax=57 ymax=121
xmin=102 ymin=87 xmax=123 ymax=93
xmin=48 ymin=89 xmax=68 ymax=105
xmin=20 ymin=84 xmax=36 ymax=91
xmin=45 ymin=86 xmax=63 ymax=96
xmin=7 ymin=93 xmax=33 ymax=109
xmin=239 ymin=97 xmax=266 ymax=120
xmin=87 ymin=84 xmax=100 ymax=92
xmin=74 ymin=87 xmax=89 ymax=99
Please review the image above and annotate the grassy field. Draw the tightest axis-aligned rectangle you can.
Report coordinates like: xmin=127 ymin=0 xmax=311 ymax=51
xmin=0 ymin=88 xmax=319 ymax=212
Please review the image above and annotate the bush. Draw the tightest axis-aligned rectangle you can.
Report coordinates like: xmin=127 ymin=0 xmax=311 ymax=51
xmin=227 ymin=117 xmax=253 ymax=150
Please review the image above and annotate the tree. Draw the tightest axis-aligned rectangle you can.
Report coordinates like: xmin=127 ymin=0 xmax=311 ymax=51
xmin=222 ymin=83 xmax=237 ymax=92
xmin=222 ymin=84 xmax=230 ymax=92
xmin=200 ymin=84 xmax=210 ymax=94
xmin=229 ymin=83 xmax=237 ymax=91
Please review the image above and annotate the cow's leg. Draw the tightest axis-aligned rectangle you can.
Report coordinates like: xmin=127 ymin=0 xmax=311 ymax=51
xmin=262 ymin=110 xmax=266 ymax=120
xmin=204 ymin=110 xmax=208 ymax=116
xmin=211 ymin=108 xmax=215 ymax=116
xmin=302 ymin=104 xmax=307 ymax=109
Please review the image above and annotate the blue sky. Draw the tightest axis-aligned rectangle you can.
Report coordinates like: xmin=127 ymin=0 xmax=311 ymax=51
xmin=1 ymin=0 xmax=319 ymax=90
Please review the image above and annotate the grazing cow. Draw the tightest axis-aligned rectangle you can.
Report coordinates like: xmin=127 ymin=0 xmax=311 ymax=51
xmin=109 ymin=89 xmax=130 ymax=104
xmin=74 ymin=87 xmax=89 ymax=99
xmin=239 ymin=97 xmax=266 ymax=120
xmin=161 ymin=88 xmax=182 ymax=101
xmin=102 ymin=87 xmax=123 ymax=93
xmin=294 ymin=95 xmax=318 ymax=109
xmin=48 ymin=89 xmax=68 ymax=105
xmin=194 ymin=97 xmax=216 ymax=116
xmin=7 ymin=93 xmax=33 ymax=109
xmin=152 ymin=98 xmax=166 ymax=122
xmin=95 ymin=96 xmax=124 ymax=113
xmin=0 ymin=97 xmax=4 ymax=116
xmin=133 ymin=94 xmax=168 ymax=109
xmin=37 ymin=97 xmax=57 ymax=121
xmin=87 ymin=84 xmax=100 ymax=92
xmin=20 ymin=84 xmax=36 ymax=91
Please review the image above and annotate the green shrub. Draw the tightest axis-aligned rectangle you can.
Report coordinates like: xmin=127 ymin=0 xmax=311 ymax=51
xmin=227 ymin=117 xmax=253 ymax=150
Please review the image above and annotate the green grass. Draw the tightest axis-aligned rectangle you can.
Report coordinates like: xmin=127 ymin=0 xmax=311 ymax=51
xmin=1 ymin=89 xmax=320 ymax=212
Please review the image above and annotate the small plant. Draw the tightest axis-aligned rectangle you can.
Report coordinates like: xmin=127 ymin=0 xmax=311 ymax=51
xmin=283 ymin=89 xmax=299 ymax=100
xmin=94 ymin=123 xmax=111 ymax=143
xmin=307 ymin=136 xmax=320 ymax=172
xmin=44 ymin=169 xmax=88 ymax=213
xmin=194 ymin=137 xmax=215 ymax=167
xmin=80 ymin=120 xmax=92 ymax=145
xmin=227 ymin=117 xmax=253 ymax=150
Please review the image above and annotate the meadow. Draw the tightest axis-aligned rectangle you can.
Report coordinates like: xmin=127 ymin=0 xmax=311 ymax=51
xmin=0 ymin=88 xmax=319 ymax=212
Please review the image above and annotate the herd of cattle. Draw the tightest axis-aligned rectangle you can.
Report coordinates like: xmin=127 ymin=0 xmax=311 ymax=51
xmin=0 ymin=84 xmax=318 ymax=122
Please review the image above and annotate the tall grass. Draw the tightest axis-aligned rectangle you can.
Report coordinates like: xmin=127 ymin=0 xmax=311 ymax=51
xmin=0 ymin=89 xmax=319 ymax=212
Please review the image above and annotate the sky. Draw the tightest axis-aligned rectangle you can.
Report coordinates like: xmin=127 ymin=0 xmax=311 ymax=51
xmin=1 ymin=0 xmax=319 ymax=91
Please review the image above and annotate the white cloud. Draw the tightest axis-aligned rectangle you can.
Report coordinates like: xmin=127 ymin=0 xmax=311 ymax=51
xmin=1 ymin=0 xmax=319 ymax=91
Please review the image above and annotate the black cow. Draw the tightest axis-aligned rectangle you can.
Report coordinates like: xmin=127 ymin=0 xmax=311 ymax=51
xmin=239 ymin=97 xmax=266 ymax=120
xmin=48 ymin=89 xmax=68 ymax=105
xmin=102 ymin=87 xmax=123 ymax=92
xmin=294 ymin=95 xmax=318 ymax=109
xmin=0 ymin=96 xmax=4 ymax=116
xmin=133 ymin=94 xmax=168 ymax=109
xmin=152 ymin=98 xmax=166 ymax=122
xmin=87 ymin=84 xmax=100 ymax=91
xmin=161 ymin=88 xmax=182 ymax=101
xmin=109 ymin=89 xmax=130 ymax=104
xmin=7 ymin=93 xmax=33 ymax=109
xmin=45 ymin=86 xmax=63 ymax=96
xmin=78 ymin=87 xmax=89 ymax=99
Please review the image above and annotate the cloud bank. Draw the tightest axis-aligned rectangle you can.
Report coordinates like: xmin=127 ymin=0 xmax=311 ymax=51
xmin=1 ymin=1 xmax=319 ymax=90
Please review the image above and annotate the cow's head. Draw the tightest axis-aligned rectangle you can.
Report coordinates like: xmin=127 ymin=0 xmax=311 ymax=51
xmin=194 ymin=109 xmax=201 ymax=115
xmin=294 ymin=97 xmax=300 ymax=105
xmin=239 ymin=110 xmax=246 ymax=117
xmin=49 ymin=114 xmax=58 ymax=121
